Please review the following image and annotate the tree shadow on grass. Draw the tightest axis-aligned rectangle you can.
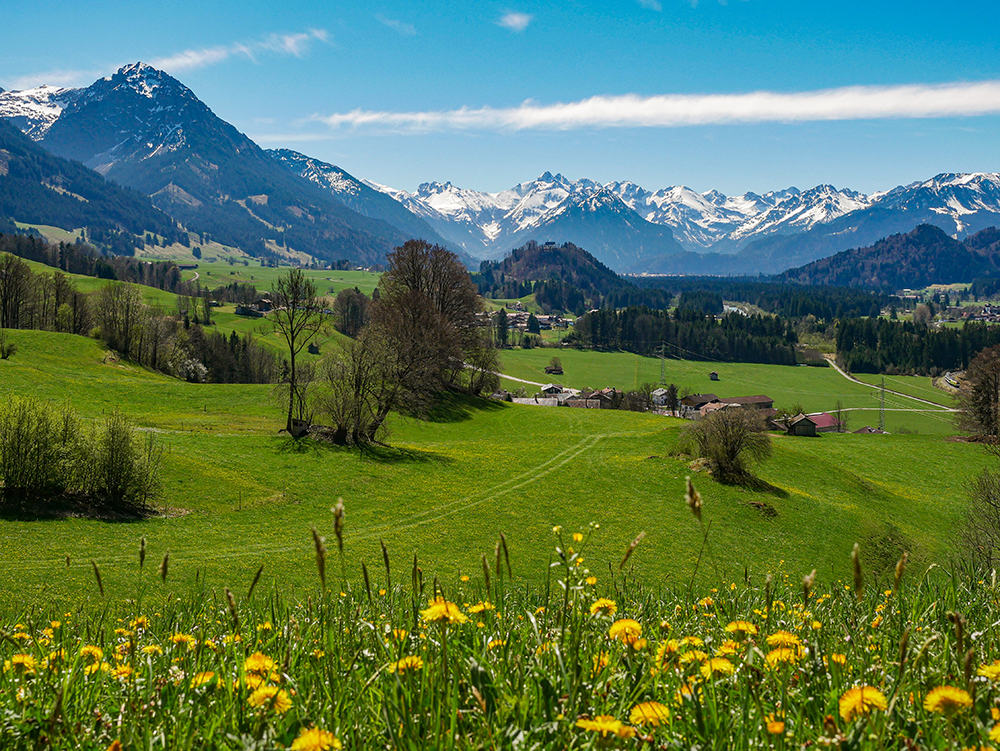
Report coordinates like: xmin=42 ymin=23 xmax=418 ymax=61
xmin=426 ymin=392 xmax=506 ymax=424
xmin=0 ymin=493 xmax=155 ymax=522
xmin=276 ymin=435 xmax=452 ymax=465
xmin=716 ymin=471 xmax=789 ymax=499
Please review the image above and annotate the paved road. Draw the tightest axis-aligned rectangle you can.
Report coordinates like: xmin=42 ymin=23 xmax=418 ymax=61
xmin=823 ymin=355 xmax=957 ymax=411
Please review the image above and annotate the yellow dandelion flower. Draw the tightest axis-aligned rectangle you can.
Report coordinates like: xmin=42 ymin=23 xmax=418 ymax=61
xmin=589 ymin=598 xmax=617 ymax=617
xmin=766 ymin=631 xmax=801 ymax=648
xmin=5 ymin=654 xmax=36 ymax=674
xmin=679 ymin=649 xmax=709 ymax=664
xmin=244 ymin=652 xmax=277 ymax=676
xmin=130 ymin=616 xmax=149 ymax=629
xmin=170 ymin=633 xmax=197 ymax=650
xmin=467 ymin=602 xmax=495 ymax=614
xmin=700 ymin=657 xmax=735 ymax=678
xmin=575 ymin=715 xmax=636 ymax=739
xmin=460 ymin=575 xmax=470 ymax=582
xmin=586 ymin=576 xmax=597 ymax=586
xmin=675 ymin=683 xmax=702 ymax=705
xmin=991 ymin=725 xmax=1000 ymax=743
xmin=390 ymin=655 xmax=424 ymax=673
xmin=608 ymin=618 xmax=642 ymax=642
xmin=573 ymin=532 xmax=584 ymax=542
xmin=290 ymin=727 xmax=342 ymax=751
xmin=629 ymin=701 xmax=670 ymax=727
xmin=191 ymin=671 xmax=216 ymax=687
xmin=111 ymin=665 xmax=133 ymax=681
xmin=978 ymin=661 xmax=1000 ymax=682
xmin=839 ymin=686 xmax=888 ymax=722
xmin=924 ymin=686 xmax=973 ymax=715
xmin=678 ymin=635 xmax=704 ymax=648
xmin=715 ymin=640 xmax=742 ymax=656
xmin=592 ymin=651 xmax=611 ymax=674
xmin=420 ymin=597 xmax=469 ymax=625
xmin=765 ymin=713 xmax=785 ymax=734
xmin=654 ymin=639 xmax=680 ymax=669
xmin=765 ymin=648 xmax=800 ymax=667
xmin=725 ymin=620 xmax=758 ymax=640
xmin=830 ymin=653 xmax=847 ymax=666
xmin=80 ymin=645 xmax=103 ymax=663
xmin=248 ymin=686 xmax=292 ymax=714
xmin=390 ymin=628 xmax=409 ymax=641
xmin=141 ymin=645 xmax=164 ymax=656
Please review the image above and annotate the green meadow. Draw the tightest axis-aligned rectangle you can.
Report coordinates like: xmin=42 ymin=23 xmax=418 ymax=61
xmin=0 ymin=329 xmax=987 ymax=610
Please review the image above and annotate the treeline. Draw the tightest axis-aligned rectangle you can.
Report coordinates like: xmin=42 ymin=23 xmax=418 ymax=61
xmin=0 ymin=233 xmax=198 ymax=295
xmin=635 ymin=276 xmax=889 ymax=320
xmin=0 ymin=252 xmax=281 ymax=384
xmin=569 ymin=306 xmax=798 ymax=365
xmin=836 ymin=318 xmax=1000 ymax=375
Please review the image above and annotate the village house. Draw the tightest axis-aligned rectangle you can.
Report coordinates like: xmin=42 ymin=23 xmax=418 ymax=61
xmin=678 ymin=394 xmax=719 ymax=418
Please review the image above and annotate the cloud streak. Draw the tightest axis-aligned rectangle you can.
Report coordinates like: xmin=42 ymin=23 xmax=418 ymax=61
xmin=377 ymin=14 xmax=416 ymax=36
xmin=150 ymin=29 xmax=328 ymax=73
xmin=497 ymin=12 xmax=533 ymax=32
xmin=316 ymin=80 xmax=1000 ymax=132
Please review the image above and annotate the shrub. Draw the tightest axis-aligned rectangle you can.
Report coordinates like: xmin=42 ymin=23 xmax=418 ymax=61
xmin=0 ymin=399 xmax=161 ymax=513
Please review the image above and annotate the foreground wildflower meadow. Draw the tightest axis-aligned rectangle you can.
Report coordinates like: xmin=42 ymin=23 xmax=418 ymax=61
xmin=2 ymin=504 xmax=1000 ymax=751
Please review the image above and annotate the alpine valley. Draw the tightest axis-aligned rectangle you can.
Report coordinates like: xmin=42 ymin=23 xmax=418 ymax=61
xmin=3 ymin=62 xmax=1000 ymax=276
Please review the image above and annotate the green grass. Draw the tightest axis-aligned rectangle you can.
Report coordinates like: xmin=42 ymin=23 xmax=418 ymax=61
xmin=0 ymin=330 xmax=987 ymax=608
xmin=189 ymin=263 xmax=380 ymax=298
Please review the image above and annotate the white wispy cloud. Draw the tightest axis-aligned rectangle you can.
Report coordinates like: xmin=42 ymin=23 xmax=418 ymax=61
xmin=150 ymin=29 xmax=329 ymax=73
xmin=497 ymin=12 xmax=533 ymax=32
xmin=638 ymin=0 xmax=663 ymax=11
xmin=316 ymin=80 xmax=1000 ymax=132
xmin=376 ymin=14 xmax=417 ymax=36
xmin=5 ymin=68 xmax=102 ymax=91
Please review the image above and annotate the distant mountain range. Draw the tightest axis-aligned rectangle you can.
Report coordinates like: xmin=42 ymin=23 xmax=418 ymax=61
xmin=3 ymin=63 xmax=1000 ymax=277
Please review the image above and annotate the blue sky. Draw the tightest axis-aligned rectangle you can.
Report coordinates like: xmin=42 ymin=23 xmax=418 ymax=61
xmin=4 ymin=0 xmax=1000 ymax=196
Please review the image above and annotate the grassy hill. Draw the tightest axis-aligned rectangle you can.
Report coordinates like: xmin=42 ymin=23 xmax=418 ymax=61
xmin=0 ymin=330 xmax=986 ymax=608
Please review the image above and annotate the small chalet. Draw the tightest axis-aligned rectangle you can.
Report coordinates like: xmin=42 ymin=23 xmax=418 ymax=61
xmin=308 ymin=343 xmax=321 ymax=355
xmin=709 ymin=371 xmax=719 ymax=381
xmin=651 ymin=387 xmax=670 ymax=406
xmin=786 ymin=414 xmax=818 ymax=437
xmin=540 ymin=383 xmax=565 ymax=395
xmin=544 ymin=365 xmax=564 ymax=375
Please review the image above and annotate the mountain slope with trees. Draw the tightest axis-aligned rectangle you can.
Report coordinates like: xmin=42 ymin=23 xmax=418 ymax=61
xmin=0 ymin=119 xmax=184 ymax=253
xmin=777 ymin=224 xmax=1000 ymax=289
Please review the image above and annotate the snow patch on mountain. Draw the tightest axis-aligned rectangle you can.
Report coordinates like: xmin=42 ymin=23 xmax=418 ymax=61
xmin=0 ymin=85 xmax=83 ymax=139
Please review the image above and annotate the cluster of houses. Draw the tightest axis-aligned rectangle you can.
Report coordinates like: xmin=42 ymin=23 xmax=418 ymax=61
xmin=477 ymin=307 xmax=570 ymax=332
xmin=958 ymin=304 xmax=1000 ymax=323
xmin=503 ymin=384 xmax=623 ymax=409
xmin=677 ymin=392 xmax=887 ymax=436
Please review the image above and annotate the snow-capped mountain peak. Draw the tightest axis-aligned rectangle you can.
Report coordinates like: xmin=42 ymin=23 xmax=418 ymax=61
xmin=0 ymin=84 xmax=84 ymax=139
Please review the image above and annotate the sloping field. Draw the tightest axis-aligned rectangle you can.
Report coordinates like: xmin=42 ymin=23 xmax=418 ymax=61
xmin=0 ymin=330 xmax=984 ymax=607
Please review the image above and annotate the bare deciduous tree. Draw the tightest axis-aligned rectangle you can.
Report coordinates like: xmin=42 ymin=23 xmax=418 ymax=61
xmin=270 ymin=269 xmax=325 ymax=433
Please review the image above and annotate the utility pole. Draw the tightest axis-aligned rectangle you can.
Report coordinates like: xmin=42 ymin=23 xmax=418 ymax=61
xmin=878 ymin=377 xmax=886 ymax=433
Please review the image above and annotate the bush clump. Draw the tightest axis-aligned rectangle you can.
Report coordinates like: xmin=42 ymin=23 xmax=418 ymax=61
xmin=0 ymin=397 xmax=161 ymax=514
